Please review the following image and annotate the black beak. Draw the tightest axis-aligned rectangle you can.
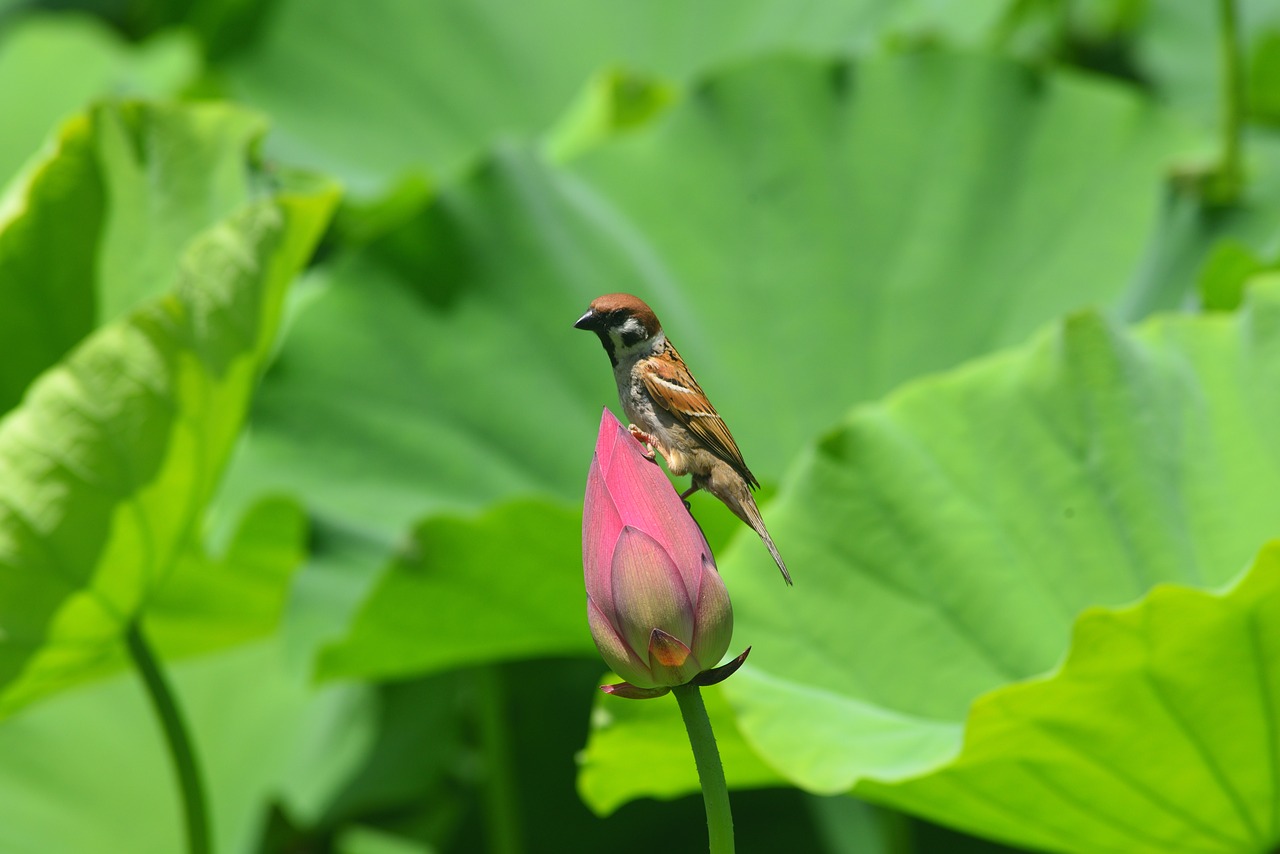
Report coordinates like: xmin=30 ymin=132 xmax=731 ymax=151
xmin=573 ymin=309 xmax=599 ymax=331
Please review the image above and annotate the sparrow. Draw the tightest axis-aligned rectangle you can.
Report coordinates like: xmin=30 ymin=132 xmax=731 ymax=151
xmin=574 ymin=293 xmax=791 ymax=585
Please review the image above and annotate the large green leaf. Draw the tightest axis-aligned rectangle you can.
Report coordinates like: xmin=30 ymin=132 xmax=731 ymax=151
xmin=0 ymin=109 xmax=101 ymax=415
xmin=852 ymin=543 xmax=1280 ymax=853
xmin=317 ymin=500 xmax=588 ymax=681
xmin=144 ymin=496 xmax=306 ymax=658
xmin=215 ymin=1 xmax=1012 ymax=195
xmin=0 ymin=639 xmax=372 ymax=854
xmin=0 ymin=100 xmax=270 ymax=414
xmin=0 ymin=12 xmax=196 ymax=191
xmin=0 ymin=494 xmax=308 ymax=703
xmin=0 ymin=114 xmax=336 ymax=714
xmin=582 ymin=281 xmax=1280 ymax=851
xmin=578 ymin=678 xmax=784 ymax=814
xmin=231 ymin=51 xmax=1195 ymax=675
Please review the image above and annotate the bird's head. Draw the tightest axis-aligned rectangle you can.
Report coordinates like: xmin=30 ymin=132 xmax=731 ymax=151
xmin=574 ymin=293 xmax=664 ymax=366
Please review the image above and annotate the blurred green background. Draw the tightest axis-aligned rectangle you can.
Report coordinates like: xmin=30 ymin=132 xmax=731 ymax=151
xmin=1 ymin=1 xmax=1279 ymax=852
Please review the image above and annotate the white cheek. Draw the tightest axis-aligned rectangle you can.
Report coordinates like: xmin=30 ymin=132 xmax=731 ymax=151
xmin=608 ymin=318 xmax=653 ymax=355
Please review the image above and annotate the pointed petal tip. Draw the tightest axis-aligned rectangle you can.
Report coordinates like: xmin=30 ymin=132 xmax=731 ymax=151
xmin=595 ymin=408 xmax=622 ymax=464
xmin=648 ymin=627 xmax=693 ymax=668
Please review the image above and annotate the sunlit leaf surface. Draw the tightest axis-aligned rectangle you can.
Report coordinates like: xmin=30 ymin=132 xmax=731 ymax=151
xmin=0 ymin=102 xmax=269 ymax=414
xmin=216 ymin=0 xmax=1012 ymax=194
xmin=0 ymin=13 xmax=196 ymax=189
xmin=0 ymin=102 xmax=336 ymax=715
xmin=318 ymin=500 xmax=589 ymax=680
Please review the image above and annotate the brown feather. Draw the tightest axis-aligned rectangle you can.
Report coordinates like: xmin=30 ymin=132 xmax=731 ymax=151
xmin=641 ymin=340 xmax=760 ymax=489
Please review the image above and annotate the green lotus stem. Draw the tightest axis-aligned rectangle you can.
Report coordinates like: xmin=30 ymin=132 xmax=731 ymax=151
xmin=125 ymin=621 xmax=211 ymax=854
xmin=476 ymin=666 xmax=524 ymax=854
xmin=1215 ymin=0 xmax=1245 ymax=204
xmin=673 ymin=683 xmax=735 ymax=853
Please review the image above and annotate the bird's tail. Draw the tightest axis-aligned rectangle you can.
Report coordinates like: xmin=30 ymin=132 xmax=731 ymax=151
xmin=738 ymin=491 xmax=793 ymax=586
xmin=699 ymin=468 xmax=793 ymax=586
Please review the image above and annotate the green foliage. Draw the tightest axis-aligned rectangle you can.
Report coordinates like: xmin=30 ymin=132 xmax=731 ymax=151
xmin=1133 ymin=0 xmax=1280 ymax=126
xmin=1251 ymin=30 xmax=1280 ymax=124
xmin=580 ymin=678 xmax=784 ymax=814
xmin=214 ymin=0 xmax=1012 ymax=194
xmin=858 ymin=542 xmax=1280 ymax=853
xmin=0 ymin=100 xmax=270 ymax=413
xmin=0 ymin=640 xmax=371 ymax=853
xmin=0 ymin=13 xmax=196 ymax=189
xmin=5 ymin=2 xmax=1280 ymax=853
xmin=218 ymin=51 xmax=1213 ymax=710
xmin=146 ymin=496 xmax=306 ymax=657
xmin=1198 ymin=239 xmax=1276 ymax=310
xmin=220 ymin=50 xmax=1190 ymax=545
xmin=0 ymin=101 xmax=336 ymax=715
xmin=319 ymin=500 xmax=589 ymax=680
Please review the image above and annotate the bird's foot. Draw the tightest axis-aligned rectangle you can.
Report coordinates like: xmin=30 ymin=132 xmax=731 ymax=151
xmin=628 ymin=425 xmax=658 ymax=461
xmin=680 ymin=481 xmax=703 ymax=511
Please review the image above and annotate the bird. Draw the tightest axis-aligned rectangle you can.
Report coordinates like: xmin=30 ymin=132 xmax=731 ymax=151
xmin=574 ymin=293 xmax=791 ymax=585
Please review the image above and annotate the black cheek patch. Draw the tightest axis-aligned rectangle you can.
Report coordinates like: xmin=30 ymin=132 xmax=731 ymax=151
xmin=619 ymin=328 xmax=646 ymax=348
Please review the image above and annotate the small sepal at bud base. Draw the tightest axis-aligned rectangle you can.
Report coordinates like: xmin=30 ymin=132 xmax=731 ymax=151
xmin=598 ymin=681 xmax=671 ymax=700
xmin=600 ymin=647 xmax=752 ymax=699
xmin=691 ymin=647 xmax=751 ymax=687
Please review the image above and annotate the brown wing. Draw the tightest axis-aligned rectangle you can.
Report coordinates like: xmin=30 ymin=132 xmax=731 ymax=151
xmin=642 ymin=341 xmax=760 ymax=489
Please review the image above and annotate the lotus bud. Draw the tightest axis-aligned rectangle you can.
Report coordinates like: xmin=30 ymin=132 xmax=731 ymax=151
xmin=583 ymin=409 xmax=746 ymax=699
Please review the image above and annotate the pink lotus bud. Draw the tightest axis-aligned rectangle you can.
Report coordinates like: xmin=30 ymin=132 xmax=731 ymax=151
xmin=583 ymin=409 xmax=743 ymax=698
